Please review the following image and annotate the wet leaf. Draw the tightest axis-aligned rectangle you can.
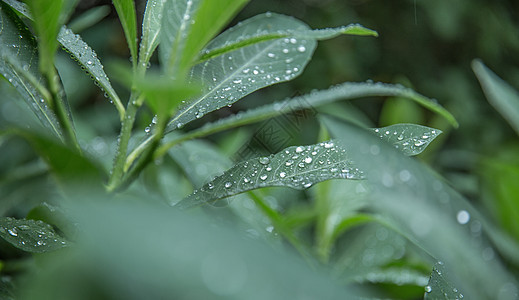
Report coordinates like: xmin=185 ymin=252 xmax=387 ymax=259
xmin=371 ymin=124 xmax=442 ymax=156
xmin=139 ymin=0 xmax=166 ymax=66
xmin=424 ymin=262 xmax=464 ymax=300
xmin=0 ymin=217 xmax=68 ymax=253
xmin=0 ymin=3 xmax=63 ymax=138
xmin=3 ymin=0 xmax=125 ymax=119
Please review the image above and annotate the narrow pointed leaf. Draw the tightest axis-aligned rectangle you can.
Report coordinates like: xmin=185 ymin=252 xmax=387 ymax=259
xmin=0 ymin=217 xmax=68 ymax=253
xmin=0 ymin=3 xmax=63 ymax=138
xmin=200 ymin=20 xmax=377 ymax=62
xmin=176 ymin=141 xmax=364 ymax=209
xmin=473 ymin=60 xmax=519 ymax=135
xmin=112 ymin=0 xmax=138 ymax=68
xmin=159 ymin=0 xmax=201 ymax=72
xmin=139 ymin=0 xmax=167 ymax=67
xmin=167 ymin=12 xmax=318 ymax=130
xmin=3 ymin=0 xmax=125 ymax=119
xmin=164 ymin=81 xmax=455 ymax=138
xmin=371 ymin=124 xmax=442 ymax=156
xmin=424 ymin=262 xmax=465 ymax=300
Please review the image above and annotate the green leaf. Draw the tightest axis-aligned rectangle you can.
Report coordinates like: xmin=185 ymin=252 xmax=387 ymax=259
xmin=167 ymin=12 xmax=318 ymax=130
xmin=322 ymin=117 xmax=517 ymax=299
xmin=68 ymin=5 xmax=110 ymax=33
xmin=0 ymin=3 xmax=63 ymax=138
xmin=372 ymin=124 xmax=442 ymax=156
xmin=160 ymin=0 xmax=249 ymax=75
xmin=164 ymin=81 xmax=454 ymax=139
xmin=3 ymin=0 xmax=125 ymax=120
xmin=139 ymin=0 xmax=167 ymax=67
xmin=472 ymin=59 xmax=519 ymax=135
xmin=176 ymin=140 xmax=364 ymax=209
xmin=25 ymin=0 xmax=77 ymax=74
xmin=424 ymin=262 xmax=464 ymax=300
xmin=0 ymin=217 xmax=68 ymax=253
xmin=58 ymin=27 xmax=125 ymax=118
xmin=112 ymin=0 xmax=138 ymax=69
xmin=199 ymin=17 xmax=377 ymax=62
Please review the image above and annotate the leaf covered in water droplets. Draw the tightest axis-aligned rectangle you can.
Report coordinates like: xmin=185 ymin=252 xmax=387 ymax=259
xmin=424 ymin=262 xmax=464 ymax=300
xmin=0 ymin=217 xmax=68 ymax=253
xmin=167 ymin=13 xmax=317 ymax=130
xmin=372 ymin=124 xmax=442 ymax=156
xmin=176 ymin=140 xmax=364 ymax=209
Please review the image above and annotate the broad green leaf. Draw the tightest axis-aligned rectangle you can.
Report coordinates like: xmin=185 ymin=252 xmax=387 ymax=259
xmin=200 ymin=18 xmax=377 ymax=62
xmin=112 ymin=0 xmax=138 ymax=69
xmin=176 ymin=141 xmax=364 ymax=209
xmin=372 ymin=124 xmax=442 ymax=156
xmin=3 ymin=0 xmax=125 ymax=120
xmin=0 ymin=3 xmax=63 ymax=138
xmin=25 ymin=0 xmax=77 ymax=74
xmin=160 ymin=0 xmax=248 ymax=75
xmin=323 ymin=117 xmax=518 ymax=299
xmin=424 ymin=262 xmax=464 ymax=300
xmin=473 ymin=59 xmax=519 ymax=135
xmin=167 ymin=12 xmax=318 ymax=130
xmin=0 ymin=217 xmax=68 ymax=253
xmin=139 ymin=0 xmax=167 ymax=67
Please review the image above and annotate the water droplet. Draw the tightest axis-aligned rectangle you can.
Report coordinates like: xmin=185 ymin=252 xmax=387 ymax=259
xmin=151 ymin=115 xmax=158 ymax=124
xmin=266 ymin=166 xmax=272 ymax=171
xmin=259 ymin=157 xmax=270 ymax=165
xmin=425 ymin=285 xmax=432 ymax=293
xmin=144 ymin=127 xmax=151 ymax=133
xmin=267 ymin=53 xmax=275 ymax=58
xmin=279 ymin=172 xmax=286 ymax=178
xmin=295 ymin=146 xmax=304 ymax=153
xmin=252 ymin=70 xmax=259 ymax=75
xmin=282 ymin=48 xmax=289 ymax=54
xmin=397 ymin=134 xmax=404 ymax=141
xmin=224 ymin=182 xmax=232 ymax=188
xmin=260 ymin=175 xmax=267 ymax=180
xmin=414 ymin=140 xmax=426 ymax=147
xmin=86 ymin=60 xmax=93 ymax=65
xmin=8 ymin=228 xmax=18 ymax=237
xmin=304 ymin=157 xmax=312 ymax=163
xmin=243 ymin=178 xmax=250 ymax=183
xmin=233 ymin=79 xmax=242 ymax=84
xmin=297 ymin=45 xmax=306 ymax=52
xmin=208 ymin=183 xmax=214 ymax=190
xmin=456 ymin=210 xmax=470 ymax=224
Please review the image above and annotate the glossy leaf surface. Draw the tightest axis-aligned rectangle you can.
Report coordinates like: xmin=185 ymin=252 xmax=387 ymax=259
xmin=0 ymin=217 xmax=68 ymax=253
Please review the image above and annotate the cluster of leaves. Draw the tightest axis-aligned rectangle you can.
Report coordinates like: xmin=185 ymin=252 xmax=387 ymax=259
xmin=0 ymin=0 xmax=518 ymax=299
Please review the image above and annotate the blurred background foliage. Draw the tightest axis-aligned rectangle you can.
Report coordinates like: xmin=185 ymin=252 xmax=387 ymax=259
xmin=1 ymin=0 xmax=519 ymax=298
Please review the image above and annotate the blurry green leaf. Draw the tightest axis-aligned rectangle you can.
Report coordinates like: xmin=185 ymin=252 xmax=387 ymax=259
xmin=68 ymin=5 xmax=110 ymax=33
xmin=0 ymin=217 xmax=68 ymax=253
xmin=3 ymin=0 xmax=125 ymax=120
xmin=25 ymin=0 xmax=77 ymax=73
xmin=160 ymin=0 xmax=248 ymax=75
xmin=139 ymin=0 xmax=166 ymax=67
xmin=112 ymin=0 xmax=138 ymax=68
xmin=424 ymin=262 xmax=464 ymax=300
xmin=473 ymin=59 xmax=519 ymax=135
xmin=2 ymin=129 xmax=106 ymax=193
xmin=199 ymin=17 xmax=377 ymax=62
xmin=372 ymin=124 xmax=442 ymax=156
xmin=21 ymin=201 xmax=366 ymax=299
xmin=355 ymin=267 xmax=429 ymax=287
xmin=0 ymin=3 xmax=63 ymax=138
xmin=323 ymin=117 xmax=518 ymax=299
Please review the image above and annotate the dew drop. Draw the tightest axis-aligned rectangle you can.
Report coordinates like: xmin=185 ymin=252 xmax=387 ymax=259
xmin=295 ymin=146 xmax=304 ymax=153
xmin=224 ymin=182 xmax=232 ymax=188
xmin=86 ymin=60 xmax=93 ymax=65
xmin=414 ymin=140 xmax=426 ymax=147
xmin=279 ymin=172 xmax=286 ymax=178
xmin=258 ymin=157 xmax=270 ymax=165
xmin=297 ymin=45 xmax=306 ymax=52
xmin=144 ymin=126 xmax=151 ymax=133
xmin=8 ymin=228 xmax=18 ymax=237
xmin=304 ymin=157 xmax=312 ymax=163
xmin=425 ymin=285 xmax=432 ymax=293
xmin=267 ymin=52 xmax=275 ymax=58
xmin=260 ymin=175 xmax=267 ymax=181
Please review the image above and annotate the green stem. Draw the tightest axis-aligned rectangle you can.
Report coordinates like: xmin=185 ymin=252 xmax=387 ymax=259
xmin=107 ymin=93 xmax=140 ymax=192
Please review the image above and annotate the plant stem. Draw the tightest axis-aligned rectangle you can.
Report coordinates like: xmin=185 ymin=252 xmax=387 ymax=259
xmin=107 ymin=92 xmax=140 ymax=192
